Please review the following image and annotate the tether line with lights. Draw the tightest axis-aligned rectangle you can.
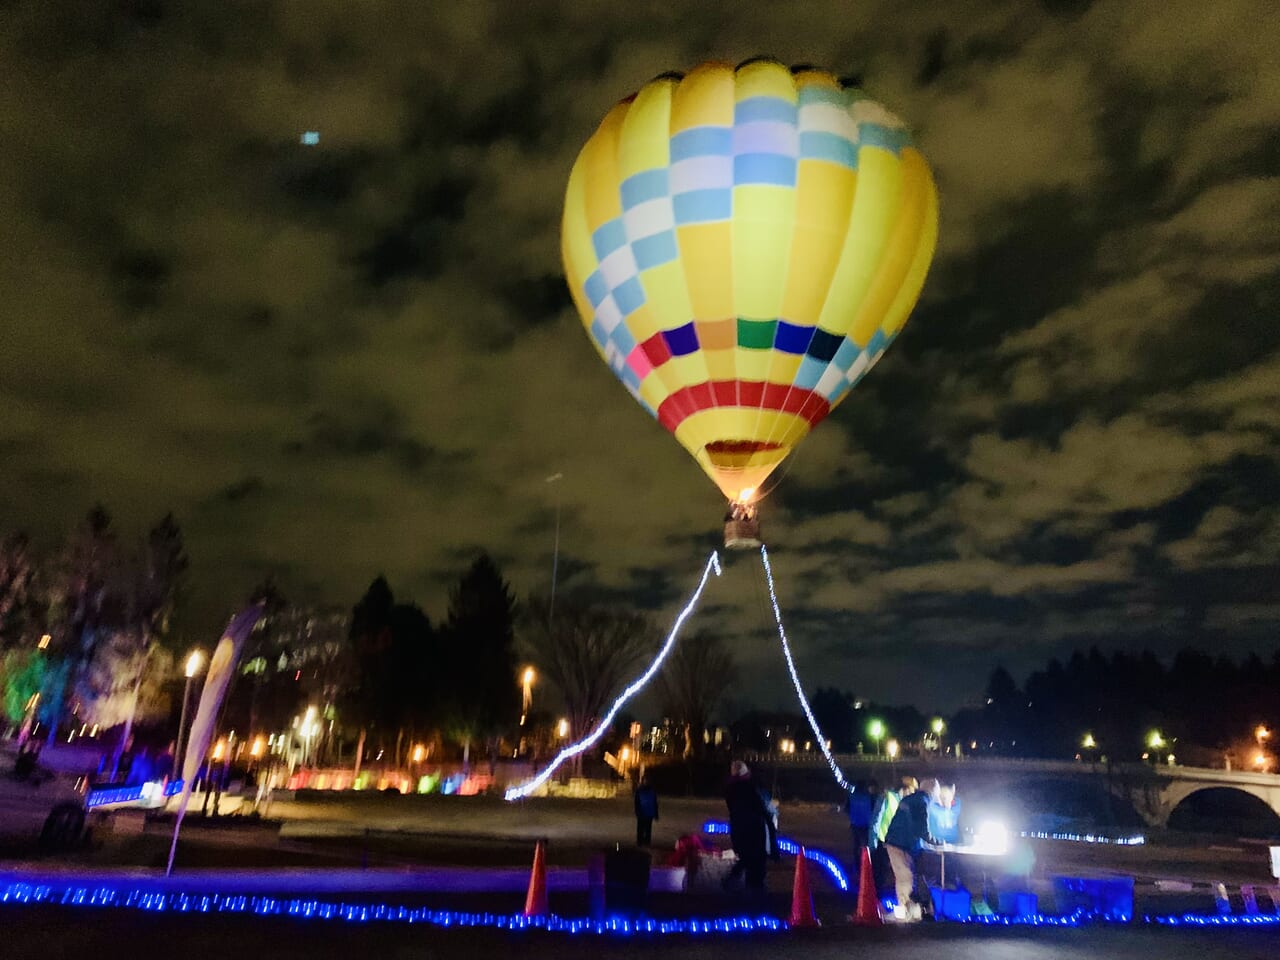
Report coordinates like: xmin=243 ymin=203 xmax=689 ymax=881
xmin=504 ymin=550 xmax=722 ymax=801
xmin=758 ymin=544 xmax=851 ymax=791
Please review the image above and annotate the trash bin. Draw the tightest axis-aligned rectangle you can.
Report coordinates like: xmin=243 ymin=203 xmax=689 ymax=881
xmin=1270 ymin=846 xmax=1280 ymax=881
xmin=605 ymin=845 xmax=652 ymax=915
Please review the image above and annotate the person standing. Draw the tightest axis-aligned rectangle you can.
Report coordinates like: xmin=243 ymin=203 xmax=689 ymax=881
xmin=846 ymin=779 xmax=878 ymax=864
xmin=884 ymin=777 xmax=939 ymax=921
xmin=722 ymin=761 xmax=777 ymax=894
xmin=634 ymin=777 xmax=659 ymax=847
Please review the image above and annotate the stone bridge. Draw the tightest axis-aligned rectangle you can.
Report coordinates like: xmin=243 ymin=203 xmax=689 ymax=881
xmin=742 ymin=753 xmax=1280 ymax=829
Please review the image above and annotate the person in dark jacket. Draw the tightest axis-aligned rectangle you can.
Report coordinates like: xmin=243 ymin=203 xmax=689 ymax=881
xmin=884 ymin=778 xmax=939 ymax=920
xmin=846 ymin=779 xmax=879 ymax=864
xmin=722 ymin=761 xmax=778 ymax=893
xmin=634 ymin=777 xmax=659 ymax=846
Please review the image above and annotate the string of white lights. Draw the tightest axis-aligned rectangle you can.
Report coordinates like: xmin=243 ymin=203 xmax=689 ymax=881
xmin=759 ymin=544 xmax=850 ymax=792
xmin=504 ymin=550 xmax=723 ymax=801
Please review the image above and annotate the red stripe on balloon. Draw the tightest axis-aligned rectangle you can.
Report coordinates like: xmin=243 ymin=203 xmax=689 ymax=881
xmin=656 ymin=382 xmax=829 ymax=434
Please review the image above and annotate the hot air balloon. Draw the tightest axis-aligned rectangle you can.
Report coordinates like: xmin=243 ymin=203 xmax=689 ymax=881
xmin=562 ymin=59 xmax=937 ymax=547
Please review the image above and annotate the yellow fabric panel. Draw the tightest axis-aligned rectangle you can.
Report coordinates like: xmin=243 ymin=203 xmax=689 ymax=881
xmin=636 ymin=260 xmax=694 ymax=337
xmin=562 ymin=162 xmax=598 ymax=333
xmin=703 ymin=347 xmax=737 ymax=381
xmin=618 ymin=80 xmax=674 ymax=180
xmin=763 ymin=351 xmax=803 ymax=386
xmin=581 ymin=104 xmax=627 ymax=232
xmin=780 ymin=161 xmax=856 ymax=325
xmin=677 ymin=221 xmax=735 ymax=318
xmin=732 ymin=184 xmax=796 ymax=320
xmin=881 ymin=151 xmax=939 ymax=337
xmin=848 ymin=147 xmax=931 ymax=346
xmin=696 ymin=318 xmax=736 ymax=350
xmin=638 ymin=373 xmax=671 ymax=409
xmin=734 ymin=347 xmax=774 ymax=381
xmin=622 ymin=303 xmax=664 ymax=344
xmin=665 ymin=353 xmax=709 ymax=390
xmin=792 ymin=69 xmax=842 ymax=95
xmin=733 ymin=60 xmax=799 ymax=103
xmin=670 ymin=62 xmax=734 ymax=132
xmin=817 ymin=147 xmax=903 ymax=339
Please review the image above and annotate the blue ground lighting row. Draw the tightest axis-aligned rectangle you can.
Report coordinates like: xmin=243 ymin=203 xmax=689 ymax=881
xmin=0 ymin=882 xmax=783 ymax=935
xmin=2 ymin=881 xmax=1278 ymax=933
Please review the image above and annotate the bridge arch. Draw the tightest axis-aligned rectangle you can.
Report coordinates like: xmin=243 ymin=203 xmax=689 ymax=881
xmin=1163 ymin=784 xmax=1280 ymax=835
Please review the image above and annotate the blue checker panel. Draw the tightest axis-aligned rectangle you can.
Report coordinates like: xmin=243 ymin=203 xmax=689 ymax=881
xmin=806 ymin=328 xmax=844 ymax=362
xmin=620 ymin=169 xmax=668 ymax=209
xmin=799 ymin=132 xmax=859 ymax=169
xmin=794 ymin=354 xmax=828 ymax=391
xmin=591 ymin=219 xmax=627 ymax=259
xmin=662 ymin=322 xmax=700 ymax=357
xmin=673 ymin=189 xmax=732 ymax=224
xmin=671 ymin=127 xmax=733 ymax=161
xmin=612 ymin=277 xmax=646 ymax=317
xmin=735 ymin=97 xmax=799 ymax=124
xmin=583 ymin=270 xmax=608 ymax=308
xmin=773 ymin=321 xmax=814 ymax=355
xmin=632 ymin=230 xmax=678 ymax=270
xmin=734 ymin=153 xmax=796 ymax=186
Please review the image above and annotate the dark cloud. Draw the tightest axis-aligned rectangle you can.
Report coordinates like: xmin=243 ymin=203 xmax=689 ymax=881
xmin=0 ymin=0 xmax=1276 ymax=709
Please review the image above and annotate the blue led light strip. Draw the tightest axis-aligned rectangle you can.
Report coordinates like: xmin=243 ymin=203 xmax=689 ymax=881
xmin=0 ymin=882 xmax=783 ymax=934
xmin=3 ymin=880 xmax=1276 ymax=931
xmin=86 ymin=780 xmax=184 ymax=809
xmin=701 ymin=820 xmax=849 ymax=891
xmin=759 ymin=545 xmax=849 ymax=791
xmin=504 ymin=551 xmax=722 ymax=801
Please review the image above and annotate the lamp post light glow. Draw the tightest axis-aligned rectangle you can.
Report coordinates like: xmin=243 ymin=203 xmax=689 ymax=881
xmin=868 ymin=719 xmax=886 ymax=756
xmin=175 ymin=649 xmax=205 ymax=776
xmin=520 ymin=666 xmax=536 ymax=726
xmin=1082 ymin=733 xmax=1097 ymax=750
xmin=886 ymin=738 xmax=900 ymax=760
xmin=1256 ymin=725 xmax=1271 ymax=745
xmin=1147 ymin=730 xmax=1165 ymax=750
xmin=931 ymin=717 xmax=945 ymax=736
xmin=557 ymin=717 xmax=570 ymax=739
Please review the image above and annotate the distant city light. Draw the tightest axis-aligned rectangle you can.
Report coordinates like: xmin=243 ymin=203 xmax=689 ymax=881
xmin=556 ymin=718 xmax=569 ymax=738
xmin=931 ymin=717 xmax=946 ymax=736
xmin=1082 ymin=733 xmax=1097 ymax=750
xmin=38 ymin=634 xmax=51 ymax=650
xmin=886 ymin=739 xmax=900 ymax=759
xmin=300 ymin=131 xmax=320 ymax=145
xmin=868 ymin=719 xmax=885 ymax=740
xmin=185 ymin=650 xmax=204 ymax=678
xmin=1147 ymin=730 xmax=1165 ymax=750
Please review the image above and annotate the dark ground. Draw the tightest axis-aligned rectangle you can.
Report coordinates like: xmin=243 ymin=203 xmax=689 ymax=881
xmin=2 ymin=905 xmax=1278 ymax=960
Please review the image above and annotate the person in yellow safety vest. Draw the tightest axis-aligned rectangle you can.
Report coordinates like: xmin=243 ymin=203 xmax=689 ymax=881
xmin=868 ymin=777 xmax=916 ymax=898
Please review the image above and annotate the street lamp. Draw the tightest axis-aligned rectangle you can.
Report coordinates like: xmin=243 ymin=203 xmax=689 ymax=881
xmin=931 ymin=717 xmax=946 ymax=736
xmin=868 ymin=719 xmax=886 ymax=756
xmin=175 ymin=649 xmax=205 ymax=778
xmin=520 ymin=666 xmax=536 ymax=726
xmin=1147 ymin=730 xmax=1165 ymax=750
xmin=557 ymin=717 xmax=570 ymax=739
xmin=1256 ymin=725 xmax=1271 ymax=746
xmin=1082 ymin=733 xmax=1097 ymax=750
xmin=886 ymin=739 xmax=900 ymax=760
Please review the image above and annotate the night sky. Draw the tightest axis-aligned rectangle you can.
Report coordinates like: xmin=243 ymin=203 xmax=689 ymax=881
xmin=1 ymin=1 xmax=1276 ymax=711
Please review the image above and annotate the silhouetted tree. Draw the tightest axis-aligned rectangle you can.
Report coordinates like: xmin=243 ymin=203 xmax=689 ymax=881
xmin=439 ymin=555 xmax=517 ymax=768
xmin=656 ymin=630 xmax=737 ymax=757
xmin=522 ymin=594 xmax=655 ymax=774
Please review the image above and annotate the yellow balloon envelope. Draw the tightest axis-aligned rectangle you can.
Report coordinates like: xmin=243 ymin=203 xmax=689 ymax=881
xmin=562 ymin=60 xmax=938 ymax=501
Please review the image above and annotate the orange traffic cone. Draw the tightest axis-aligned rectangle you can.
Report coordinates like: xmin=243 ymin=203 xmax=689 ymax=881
xmin=789 ymin=846 xmax=820 ymax=927
xmin=850 ymin=846 xmax=883 ymax=926
xmin=523 ymin=839 xmax=549 ymax=917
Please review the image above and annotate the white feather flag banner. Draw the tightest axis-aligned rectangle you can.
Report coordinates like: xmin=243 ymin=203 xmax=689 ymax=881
xmin=166 ymin=603 xmax=263 ymax=875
